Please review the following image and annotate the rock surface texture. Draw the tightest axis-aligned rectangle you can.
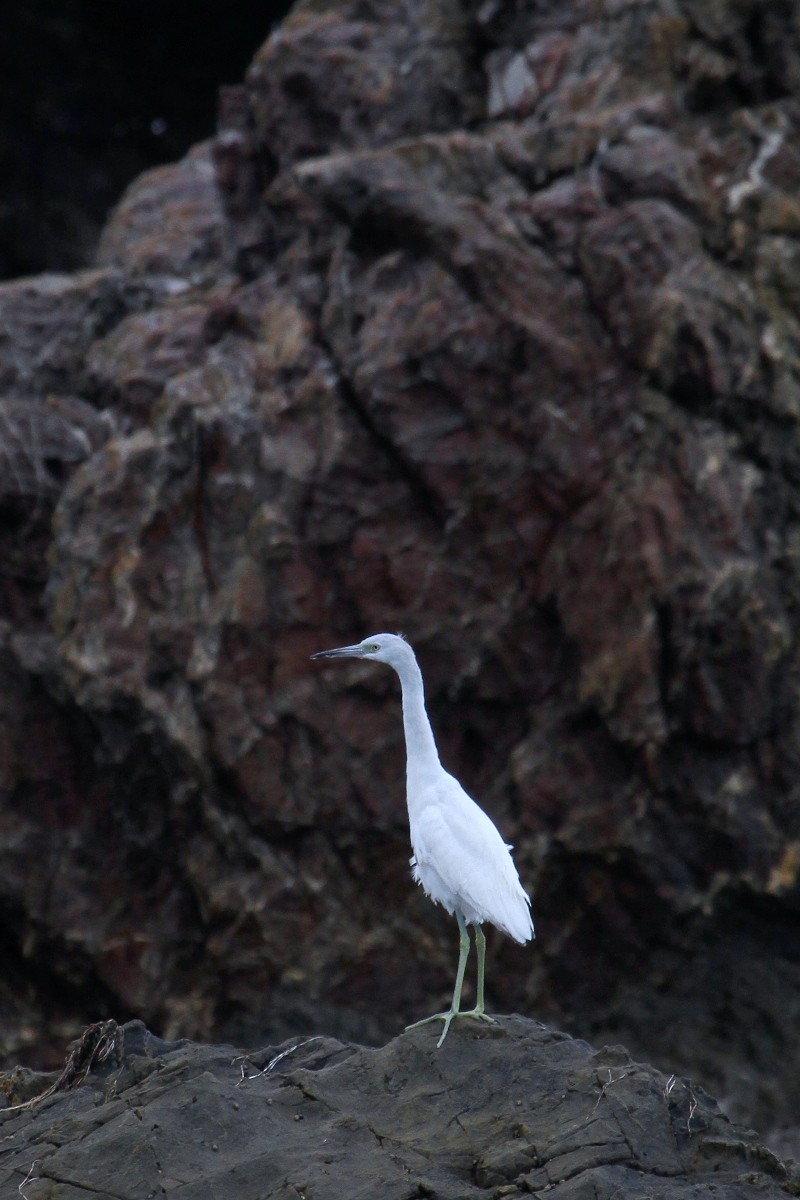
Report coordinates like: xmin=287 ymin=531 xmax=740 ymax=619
xmin=1 ymin=1019 xmax=798 ymax=1200
xmin=1 ymin=0 xmax=800 ymax=1161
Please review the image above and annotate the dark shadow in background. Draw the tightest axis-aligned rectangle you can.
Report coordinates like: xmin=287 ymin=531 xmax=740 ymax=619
xmin=1 ymin=0 xmax=292 ymax=280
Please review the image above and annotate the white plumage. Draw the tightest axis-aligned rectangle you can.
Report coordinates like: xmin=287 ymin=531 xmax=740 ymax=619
xmin=312 ymin=632 xmax=534 ymax=1046
xmin=410 ymin=781 xmax=533 ymax=942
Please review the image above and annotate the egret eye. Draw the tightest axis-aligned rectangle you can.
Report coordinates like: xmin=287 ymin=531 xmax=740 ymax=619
xmin=366 ymin=643 xmax=380 ymax=653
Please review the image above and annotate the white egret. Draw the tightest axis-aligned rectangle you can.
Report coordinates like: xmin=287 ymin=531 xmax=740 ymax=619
xmin=312 ymin=632 xmax=534 ymax=1047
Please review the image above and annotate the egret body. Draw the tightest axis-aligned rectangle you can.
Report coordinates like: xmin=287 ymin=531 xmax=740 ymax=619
xmin=312 ymin=632 xmax=534 ymax=1046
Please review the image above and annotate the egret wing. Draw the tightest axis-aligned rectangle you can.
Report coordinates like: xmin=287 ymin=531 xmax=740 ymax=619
xmin=410 ymin=773 xmax=533 ymax=943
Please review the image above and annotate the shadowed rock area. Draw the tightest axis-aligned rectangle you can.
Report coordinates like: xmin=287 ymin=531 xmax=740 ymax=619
xmin=1 ymin=1019 xmax=798 ymax=1199
xmin=2 ymin=0 xmax=800 ymax=1164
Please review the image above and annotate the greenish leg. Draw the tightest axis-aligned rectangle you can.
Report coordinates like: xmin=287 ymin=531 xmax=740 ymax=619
xmin=476 ymin=925 xmax=487 ymax=1013
xmin=460 ymin=925 xmax=496 ymax=1026
xmin=437 ymin=910 xmax=471 ymax=1044
xmin=405 ymin=914 xmax=495 ymax=1046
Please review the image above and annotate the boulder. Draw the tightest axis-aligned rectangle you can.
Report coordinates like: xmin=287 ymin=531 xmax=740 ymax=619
xmin=1 ymin=1019 xmax=797 ymax=1200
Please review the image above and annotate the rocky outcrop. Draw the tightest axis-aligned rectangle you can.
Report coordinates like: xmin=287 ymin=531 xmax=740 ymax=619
xmin=1 ymin=1019 xmax=797 ymax=1199
xmin=1 ymin=0 xmax=800 ymax=1160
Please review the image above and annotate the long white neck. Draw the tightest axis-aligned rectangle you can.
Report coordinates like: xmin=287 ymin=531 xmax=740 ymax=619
xmin=390 ymin=644 xmax=442 ymax=787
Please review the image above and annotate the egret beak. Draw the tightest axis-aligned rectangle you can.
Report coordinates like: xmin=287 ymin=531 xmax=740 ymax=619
xmin=311 ymin=643 xmax=365 ymax=660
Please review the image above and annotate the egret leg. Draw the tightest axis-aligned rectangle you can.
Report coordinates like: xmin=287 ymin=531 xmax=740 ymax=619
xmin=406 ymin=911 xmax=482 ymax=1047
xmin=406 ymin=910 xmax=470 ymax=1046
xmin=460 ymin=925 xmax=496 ymax=1025
xmin=476 ymin=924 xmax=487 ymax=1012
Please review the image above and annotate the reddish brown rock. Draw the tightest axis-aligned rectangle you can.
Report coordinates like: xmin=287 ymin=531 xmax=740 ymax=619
xmin=96 ymin=142 xmax=234 ymax=284
xmin=246 ymin=0 xmax=483 ymax=168
xmin=1 ymin=0 xmax=800 ymax=1162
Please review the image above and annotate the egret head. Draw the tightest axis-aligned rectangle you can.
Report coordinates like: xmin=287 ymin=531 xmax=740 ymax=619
xmin=311 ymin=632 xmax=410 ymax=668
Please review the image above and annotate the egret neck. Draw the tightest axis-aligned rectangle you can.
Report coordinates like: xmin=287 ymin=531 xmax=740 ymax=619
xmin=393 ymin=642 xmax=442 ymax=795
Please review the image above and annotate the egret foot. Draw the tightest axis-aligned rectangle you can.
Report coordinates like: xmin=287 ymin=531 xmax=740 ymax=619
xmin=405 ymin=1008 xmax=496 ymax=1047
xmin=405 ymin=1012 xmax=449 ymax=1031
xmin=458 ymin=1008 xmax=497 ymax=1025
xmin=405 ymin=1009 xmax=458 ymax=1047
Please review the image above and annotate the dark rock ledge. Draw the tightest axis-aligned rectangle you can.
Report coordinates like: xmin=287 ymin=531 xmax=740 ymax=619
xmin=1 ymin=1017 xmax=796 ymax=1200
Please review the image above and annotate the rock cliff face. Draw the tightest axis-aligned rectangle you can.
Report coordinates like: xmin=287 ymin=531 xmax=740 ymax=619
xmin=1 ymin=0 xmax=800 ymax=1159
xmin=1 ymin=1019 xmax=798 ymax=1200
